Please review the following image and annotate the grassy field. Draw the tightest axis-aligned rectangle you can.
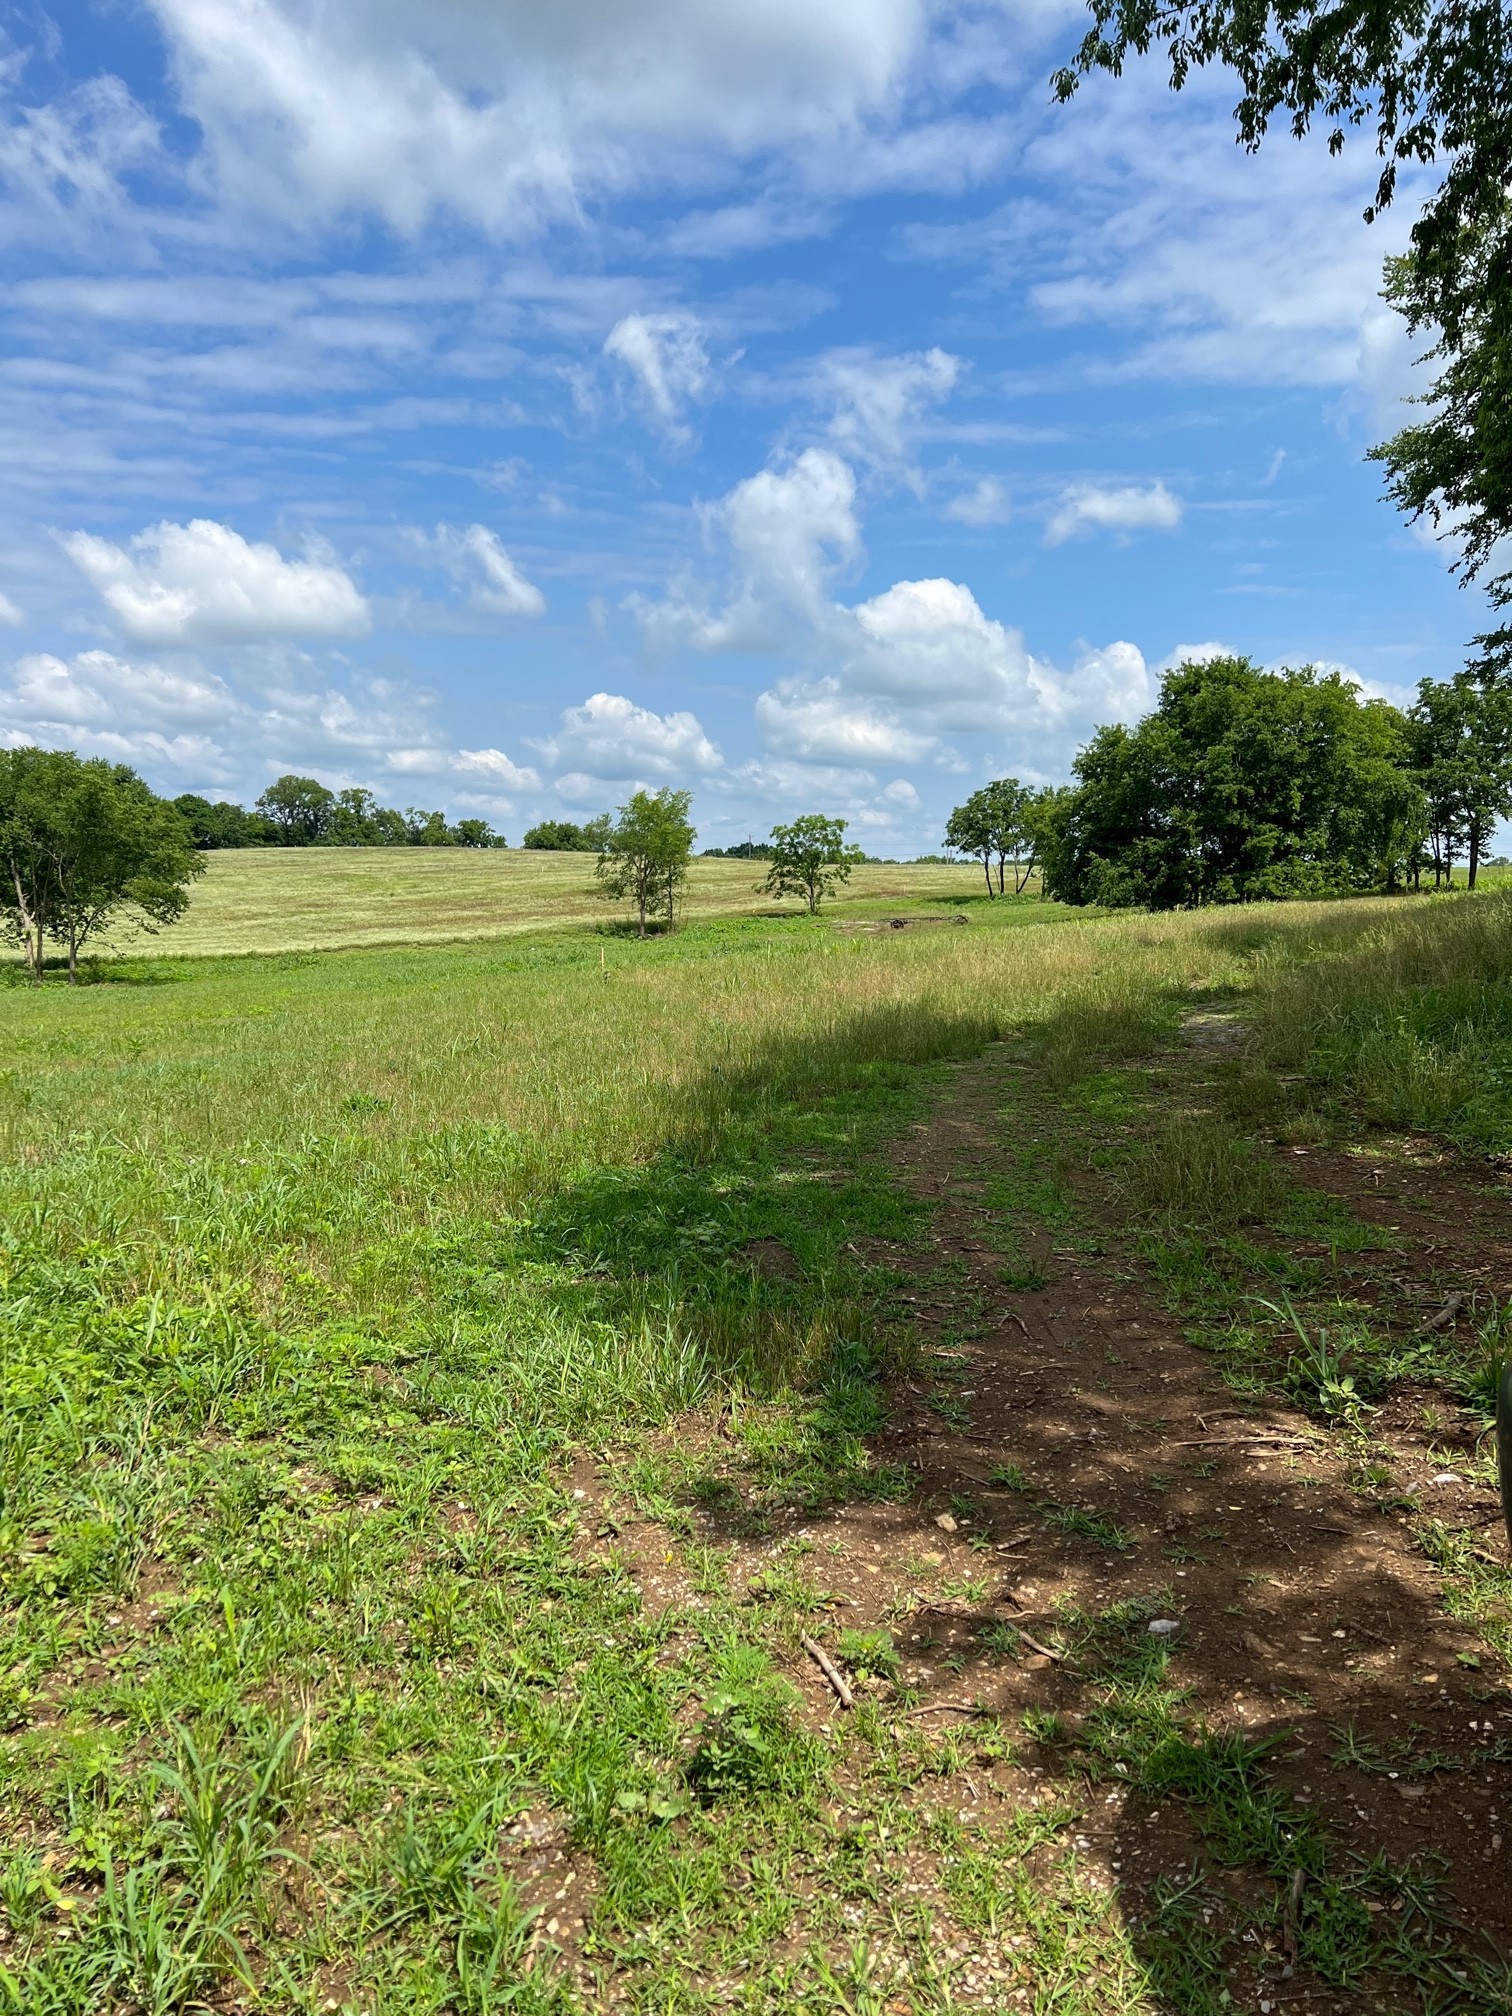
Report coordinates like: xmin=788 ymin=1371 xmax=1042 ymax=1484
xmin=121 ymin=849 xmax=997 ymax=959
xmin=2 ymin=884 xmax=1511 ymax=2011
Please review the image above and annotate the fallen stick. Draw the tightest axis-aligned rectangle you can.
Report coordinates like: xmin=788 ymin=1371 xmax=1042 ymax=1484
xmin=906 ymin=1701 xmax=986 ymax=1718
xmin=801 ymin=1634 xmax=854 ymax=1710
xmin=1168 ymin=1436 xmax=1312 ymax=1449
xmin=1420 ymin=1293 xmax=1466 ymax=1333
xmin=1016 ymin=1629 xmax=1073 ymax=1666
xmin=1281 ymin=1867 xmax=1308 ymax=1976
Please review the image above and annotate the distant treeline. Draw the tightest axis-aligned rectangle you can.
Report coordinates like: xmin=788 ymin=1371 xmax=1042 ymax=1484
xmin=179 ymin=776 xmax=505 ymax=849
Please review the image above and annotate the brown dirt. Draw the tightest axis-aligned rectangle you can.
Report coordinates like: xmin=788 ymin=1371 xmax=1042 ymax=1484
xmin=604 ymin=1040 xmax=1512 ymax=2001
xmin=868 ymin=1049 xmax=1512 ymax=1944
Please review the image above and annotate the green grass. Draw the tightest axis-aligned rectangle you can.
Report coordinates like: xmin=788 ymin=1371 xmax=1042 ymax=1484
xmin=50 ymin=847 xmax=1018 ymax=960
xmin=6 ymin=884 xmax=1512 ymax=2007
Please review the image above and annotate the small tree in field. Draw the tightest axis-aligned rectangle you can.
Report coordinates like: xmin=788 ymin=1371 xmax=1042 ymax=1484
xmin=0 ymin=747 xmax=204 ymax=983
xmin=945 ymin=779 xmax=1032 ymax=895
xmin=761 ymin=814 xmax=864 ymax=914
xmin=596 ymin=788 xmax=695 ymax=936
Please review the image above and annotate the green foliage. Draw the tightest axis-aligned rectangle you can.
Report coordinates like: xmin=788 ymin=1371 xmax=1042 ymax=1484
xmin=834 ymin=1628 xmax=900 ymax=1681
xmin=254 ymin=773 xmax=334 ymax=844
xmin=761 ymin=813 xmax=865 ymax=914
xmin=0 ymin=746 xmax=204 ymax=983
xmin=1054 ymin=0 xmax=1512 ymax=725
xmin=522 ymin=816 xmax=609 ymax=851
xmin=1042 ymin=656 xmax=1424 ymax=908
xmin=171 ymin=795 xmax=278 ymax=850
xmin=686 ymin=1649 xmax=812 ymax=1802
xmin=595 ymin=788 xmax=695 ymax=934
xmin=1408 ymin=669 xmax=1512 ymax=887
xmin=942 ymin=777 xmax=1062 ymax=896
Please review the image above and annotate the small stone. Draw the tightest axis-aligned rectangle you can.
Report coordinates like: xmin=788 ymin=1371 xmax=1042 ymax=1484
xmin=935 ymin=1513 xmax=958 ymax=1533
xmin=1431 ymin=1472 xmax=1461 ymax=1486
xmin=1147 ymin=1618 xmax=1180 ymax=1638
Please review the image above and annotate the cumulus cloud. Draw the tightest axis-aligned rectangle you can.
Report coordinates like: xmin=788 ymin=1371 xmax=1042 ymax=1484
xmin=634 ymin=447 xmax=860 ymax=650
xmin=944 ymin=476 xmax=1010 ymax=526
xmin=1045 ymin=481 xmax=1182 ymax=546
xmin=64 ymin=518 xmax=371 ymax=644
xmin=538 ymin=691 xmax=722 ymax=783
xmin=455 ymin=746 xmax=543 ymax=790
xmin=604 ymin=310 xmax=712 ymax=434
xmin=423 ymin=523 xmax=545 ymax=617
xmin=1 ymin=648 xmax=239 ymax=733
xmin=755 ymin=676 xmax=937 ymax=763
xmin=0 ymin=592 xmax=25 ymax=627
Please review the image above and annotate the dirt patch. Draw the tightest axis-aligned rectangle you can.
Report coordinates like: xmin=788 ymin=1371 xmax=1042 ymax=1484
xmin=859 ymin=1046 xmax=1512 ymax=1960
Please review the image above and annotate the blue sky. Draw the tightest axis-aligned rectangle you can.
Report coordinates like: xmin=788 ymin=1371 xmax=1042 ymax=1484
xmin=0 ymin=0 xmax=1481 ymax=852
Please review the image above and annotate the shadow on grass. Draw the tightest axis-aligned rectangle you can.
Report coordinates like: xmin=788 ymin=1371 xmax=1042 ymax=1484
xmin=525 ymin=935 xmax=1512 ymax=2011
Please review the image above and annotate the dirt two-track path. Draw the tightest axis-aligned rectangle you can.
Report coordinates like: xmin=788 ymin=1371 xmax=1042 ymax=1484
xmin=787 ymin=1039 xmax=1512 ymax=2001
xmin=870 ymin=1043 xmax=1512 ymax=1979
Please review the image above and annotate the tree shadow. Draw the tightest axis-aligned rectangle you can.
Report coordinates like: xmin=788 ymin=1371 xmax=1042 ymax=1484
xmin=521 ymin=980 xmax=1512 ymax=2007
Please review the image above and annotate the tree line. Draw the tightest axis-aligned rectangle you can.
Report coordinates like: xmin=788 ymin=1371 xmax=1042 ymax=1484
xmin=947 ymin=657 xmax=1512 ymax=911
xmin=177 ymin=775 xmax=506 ymax=849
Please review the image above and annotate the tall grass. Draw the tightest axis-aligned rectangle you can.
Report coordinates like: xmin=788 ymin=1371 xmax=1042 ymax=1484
xmin=1248 ymin=890 xmax=1512 ymax=1147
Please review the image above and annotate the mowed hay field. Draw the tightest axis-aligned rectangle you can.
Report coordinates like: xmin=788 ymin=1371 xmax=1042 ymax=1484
xmin=5 ymin=886 xmax=1512 ymax=2012
xmin=154 ymin=847 xmax=994 ymax=957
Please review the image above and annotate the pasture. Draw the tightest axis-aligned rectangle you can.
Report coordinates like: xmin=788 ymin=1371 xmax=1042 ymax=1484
xmin=144 ymin=848 xmax=996 ymax=958
xmin=2 ymin=886 xmax=1511 ymax=2013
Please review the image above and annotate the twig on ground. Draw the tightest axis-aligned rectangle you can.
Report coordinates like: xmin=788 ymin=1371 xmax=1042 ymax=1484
xmin=1169 ymin=1435 xmax=1311 ymax=1449
xmin=1016 ymin=1628 xmax=1073 ymax=1666
xmin=906 ymin=1701 xmax=986 ymax=1718
xmin=1420 ymin=1293 xmax=1467 ymax=1333
xmin=1281 ymin=1867 xmax=1308 ymax=1975
xmin=801 ymin=1633 xmax=854 ymax=1710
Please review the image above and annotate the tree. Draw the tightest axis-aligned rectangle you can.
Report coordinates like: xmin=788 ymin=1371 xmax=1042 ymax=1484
xmin=173 ymin=794 xmax=273 ymax=848
xmin=944 ymin=792 xmax=996 ymax=895
xmin=761 ymin=814 xmax=865 ymax=915
xmin=453 ymin=818 xmax=502 ymax=848
xmin=330 ymin=788 xmax=381 ymax=846
xmin=1017 ymin=786 xmax=1073 ymax=897
xmin=1053 ymin=0 xmax=1512 ymax=646
xmin=1408 ymin=671 xmax=1512 ymax=888
xmin=256 ymin=774 xmax=335 ymax=845
xmin=1041 ymin=657 xmax=1424 ymax=908
xmin=522 ymin=817 xmax=608 ymax=851
xmin=945 ymin=779 xmax=1032 ymax=895
xmin=595 ymin=788 xmax=696 ymax=936
xmin=0 ymin=748 xmax=204 ymax=982
xmin=403 ymin=808 xmax=453 ymax=847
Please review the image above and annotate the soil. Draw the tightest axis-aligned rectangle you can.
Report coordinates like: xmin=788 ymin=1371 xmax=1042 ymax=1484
xmin=594 ymin=1038 xmax=1512 ymax=2004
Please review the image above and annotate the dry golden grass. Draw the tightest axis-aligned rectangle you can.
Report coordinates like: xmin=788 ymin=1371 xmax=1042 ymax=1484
xmin=154 ymin=847 xmax=992 ymax=956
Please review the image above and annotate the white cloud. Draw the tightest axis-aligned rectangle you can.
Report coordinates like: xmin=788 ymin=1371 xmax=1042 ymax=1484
xmin=815 ymin=345 xmax=958 ymax=477
xmin=604 ymin=310 xmax=711 ymax=434
xmin=64 ymin=518 xmax=371 ymax=644
xmin=0 ymin=592 xmax=25 ymax=627
xmin=633 ymin=447 xmax=860 ymax=650
xmin=0 ymin=73 xmax=160 ymax=246
xmin=1 ymin=648 xmax=239 ymax=733
xmin=755 ymin=676 xmax=937 ymax=763
xmin=424 ymin=523 xmax=545 ymax=617
xmin=1045 ymin=481 xmax=1182 ymax=546
xmin=540 ymin=690 xmax=722 ymax=782
xmin=145 ymin=0 xmax=941 ymax=236
xmin=455 ymin=745 xmax=542 ymax=790
xmin=943 ymin=476 xmax=1010 ymax=526
xmin=1156 ymin=639 xmax=1232 ymax=673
